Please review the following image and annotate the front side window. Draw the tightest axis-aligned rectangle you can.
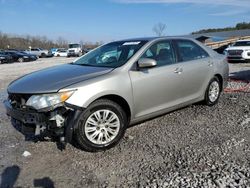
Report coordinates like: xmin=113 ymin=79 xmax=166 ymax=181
xmin=176 ymin=40 xmax=209 ymax=62
xmin=73 ymin=40 xmax=147 ymax=68
xmin=141 ymin=40 xmax=176 ymax=67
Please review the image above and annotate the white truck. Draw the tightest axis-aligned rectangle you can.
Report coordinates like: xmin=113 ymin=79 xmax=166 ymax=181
xmin=67 ymin=43 xmax=82 ymax=57
xmin=225 ymin=40 xmax=250 ymax=62
xmin=26 ymin=48 xmax=51 ymax=58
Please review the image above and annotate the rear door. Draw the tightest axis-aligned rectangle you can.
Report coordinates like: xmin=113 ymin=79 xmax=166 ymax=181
xmin=173 ymin=39 xmax=214 ymax=102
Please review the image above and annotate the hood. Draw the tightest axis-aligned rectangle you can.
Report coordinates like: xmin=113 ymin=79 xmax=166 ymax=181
xmin=8 ymin=64 xmax=113 ymax=94
xmin=226 ymin=46 xmax=250 ymax=51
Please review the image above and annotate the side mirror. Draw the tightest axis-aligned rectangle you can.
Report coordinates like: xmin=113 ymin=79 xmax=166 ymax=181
xmin=138 ymin=58 xmax=157 ymax=68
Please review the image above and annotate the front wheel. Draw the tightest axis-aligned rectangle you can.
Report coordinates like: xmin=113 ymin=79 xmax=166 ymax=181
xmin=75 ymin=99 xmax=128 ymax=152
xmin=204 ymin=77 xmax=221 ymax=106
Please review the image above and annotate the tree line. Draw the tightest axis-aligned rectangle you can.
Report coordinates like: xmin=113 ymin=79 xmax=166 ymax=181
xmin=0 ymin=32 xmax=101 ymax=50
xmin=192 ymin=22 xmax=250 ymax=34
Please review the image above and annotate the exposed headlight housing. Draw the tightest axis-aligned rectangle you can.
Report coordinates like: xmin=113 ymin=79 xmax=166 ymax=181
xmin=26 ymin=91 xmax=74 ymax=110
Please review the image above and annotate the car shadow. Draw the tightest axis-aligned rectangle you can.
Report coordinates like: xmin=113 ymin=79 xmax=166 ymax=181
xmin=0 ymin=165 xmax=20 ymax=188
xmin=0 ymin=165 xmax=55 ymax=188
xmin=33 ymin=177 xmax=55 ymax=188
xmin=230 ymin=70 xmax=250 ymax=81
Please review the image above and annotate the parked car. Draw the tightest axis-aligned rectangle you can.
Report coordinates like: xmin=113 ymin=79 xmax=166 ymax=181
xmin=225 ymin=40 xmax=250 ymax=62
xmin=3 ymin=51 xmax=30 ymax=63
xmin=50 ymin=48 xmax=58 ymax=56
xmin=19 ymin=51 xmax=38 ymax=61
xmin=54 ymin=49 xmax=68 ymax=57
xmin=26 ymin=48 xmax=52 ymax=58
xmin=82 ymin=48 xmax=94 ymax=54
xmin=4 ymin=37 xmax=229 ymax=151
xmin=0 ymin=52 xmax=13 ymax=64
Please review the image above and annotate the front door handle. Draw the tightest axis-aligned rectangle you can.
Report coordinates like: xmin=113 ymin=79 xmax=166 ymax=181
xmin=174 ymin=67 xmax=183 ymax=74
xmin=208 ymin=61 xmax=214 ymax=67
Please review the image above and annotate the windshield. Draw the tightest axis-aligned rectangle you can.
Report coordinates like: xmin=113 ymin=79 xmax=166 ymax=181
xmin=73 ymin=40 xmax=147 ymax=68
xmin=69 ymin=44 xmax=80 ymax=48
xmin=233 ymin=41 xmax=250 ymax=46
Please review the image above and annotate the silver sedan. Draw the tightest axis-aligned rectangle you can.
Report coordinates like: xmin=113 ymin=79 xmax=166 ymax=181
xmin=5 ymin=37 xmax=229 ymax=151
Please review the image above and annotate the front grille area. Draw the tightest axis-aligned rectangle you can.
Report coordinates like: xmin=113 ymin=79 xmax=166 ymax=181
xmin=8 ymin=93 xmax=31 ymax=109
xmin=69 ymin=50 xmax=75 ymax=53
xmin=228 ymin=50 xmax=243 ymax=56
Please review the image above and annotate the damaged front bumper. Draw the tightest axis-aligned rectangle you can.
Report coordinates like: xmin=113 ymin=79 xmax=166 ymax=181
xmin=4 ymin=100 xmax=84 ymax=143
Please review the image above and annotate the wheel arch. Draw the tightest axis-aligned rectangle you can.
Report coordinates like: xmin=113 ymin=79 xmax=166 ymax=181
xmin=93 ymin=94 xmax=131 ymax=122
xmin=214 ymin=74 xmax=223 ymax=91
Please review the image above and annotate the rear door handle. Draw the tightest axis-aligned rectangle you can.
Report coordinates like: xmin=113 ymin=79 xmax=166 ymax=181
xmin=174 ymin=67 xmax=183 ymax=74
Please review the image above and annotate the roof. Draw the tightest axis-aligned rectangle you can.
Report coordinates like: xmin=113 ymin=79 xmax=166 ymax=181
xmin=185 ymin=29 xmax=250 ymax=40
xmin=116 ymin=36 xmax=199 ymax=43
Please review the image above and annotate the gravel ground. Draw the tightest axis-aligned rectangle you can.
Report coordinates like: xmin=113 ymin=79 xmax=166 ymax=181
xmin=0 ymin=58 xmax=249 ymax=187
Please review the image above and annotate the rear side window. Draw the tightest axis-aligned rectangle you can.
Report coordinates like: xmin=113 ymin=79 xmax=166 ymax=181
xmin=141 ymin=40 xmax=176 ymax=67
xmin=175 ymin=40 xmax=209 ymax=62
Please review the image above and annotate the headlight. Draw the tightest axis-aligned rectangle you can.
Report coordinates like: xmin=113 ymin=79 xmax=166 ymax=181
xmin=23 ymin=56 xmax=29 ymax=58
xmin=0 ymin=57 xmax=5 ymax=59
xmin=26 ymin=91 xmax=74 ymax=110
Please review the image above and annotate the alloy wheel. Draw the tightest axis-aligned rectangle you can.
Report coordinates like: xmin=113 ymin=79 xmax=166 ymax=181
xmin=84 ymin=109 xmax=120 ymax=145
xmin=208 ymin=81 xmax=220 ymax=102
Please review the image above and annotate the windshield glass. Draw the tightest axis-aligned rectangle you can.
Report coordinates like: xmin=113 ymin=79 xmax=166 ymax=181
xmin=69 ymin=44 xmax=80 ymax=48
xmin=233 ymin=41 xmax=250 ymax=46
xmin=73 ymin=40 xmax=147 ymax=68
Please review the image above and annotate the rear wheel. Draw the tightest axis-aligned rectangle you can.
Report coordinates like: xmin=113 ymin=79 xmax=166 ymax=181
xmin=17 ymin=58 xmax=24 ymax=63
xmin=204 ymin=77 xmax=221 ymax=106
xmin=75 ymin=99 xmax=127 ymax=152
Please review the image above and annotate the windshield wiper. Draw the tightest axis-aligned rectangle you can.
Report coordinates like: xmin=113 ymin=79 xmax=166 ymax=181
xmin=70 ymin=63 xmax=97 ymax=67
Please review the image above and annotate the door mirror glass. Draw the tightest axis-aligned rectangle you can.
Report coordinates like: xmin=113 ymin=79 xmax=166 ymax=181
xmin=138 ymin=58 xmax=157 ymax=68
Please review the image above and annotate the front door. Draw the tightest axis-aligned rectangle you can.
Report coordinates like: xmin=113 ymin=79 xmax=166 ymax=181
xmin=129 ymin=40 xmax=184 ymax=118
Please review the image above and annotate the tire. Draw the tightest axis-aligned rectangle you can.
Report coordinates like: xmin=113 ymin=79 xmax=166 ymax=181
xmin=78 ymin=52 xmax=82 ymax=57
xmin=41 ymin=53 xmax=46 ymax=58
xmin=57 ymin=54 xmax=60 ymax=57
xmin=75 ymin=99 xmax=128 ymax=152
xmin=17 ymin=58 xmax=24 ymax=63
xmin=204 ymin=77 xmax=221 ymax=106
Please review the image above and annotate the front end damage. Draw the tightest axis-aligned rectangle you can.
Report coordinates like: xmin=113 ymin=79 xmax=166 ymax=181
xmin=4 ymin=93 xmax=83 ymax=145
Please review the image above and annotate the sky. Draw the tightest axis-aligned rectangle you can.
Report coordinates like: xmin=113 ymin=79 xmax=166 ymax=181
xmin=0 ymin=0 xmax=249 ymax=43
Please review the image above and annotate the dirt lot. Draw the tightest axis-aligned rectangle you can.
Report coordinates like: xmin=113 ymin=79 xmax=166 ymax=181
xmin=0 ymin=58 xmax=250 ymax=187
